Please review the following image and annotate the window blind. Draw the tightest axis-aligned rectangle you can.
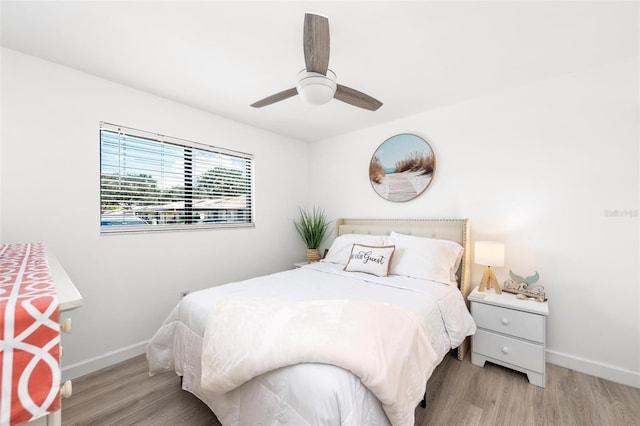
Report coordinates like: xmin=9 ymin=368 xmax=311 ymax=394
xmin=100 ymin=122 xmax=254 ymax=233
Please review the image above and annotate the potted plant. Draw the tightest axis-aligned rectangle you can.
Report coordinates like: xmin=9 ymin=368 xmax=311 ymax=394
xmin=293 ymin=206 xmax=330 ymax=263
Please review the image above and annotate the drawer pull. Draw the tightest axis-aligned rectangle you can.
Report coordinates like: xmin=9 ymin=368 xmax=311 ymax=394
xmin=501 ymin=346 xmax=510 ymax=354
xmin=61 ymin=380 xmax=72 ymax=398
xmin=501 ymin=318 xmax=510 ymax=325
xmin=61 ymin=318 xmax=72 ymax=334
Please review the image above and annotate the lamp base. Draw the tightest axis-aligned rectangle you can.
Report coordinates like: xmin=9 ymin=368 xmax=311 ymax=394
xmin=478 ymin=266 xmax=502 ymax=293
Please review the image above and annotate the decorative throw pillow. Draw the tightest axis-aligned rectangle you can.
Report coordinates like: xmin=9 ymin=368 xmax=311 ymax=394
xmin=388 ymin=232 xmax=464 ymax=285
xmin=322 ymin=234 xmax=386 ymax=265
xmin=344 ymin=244 xmax=396 ymax=277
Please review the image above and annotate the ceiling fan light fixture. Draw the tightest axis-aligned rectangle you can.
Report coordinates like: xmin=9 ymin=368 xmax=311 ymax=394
xmin=296 ymin=70 xmax=337 ymax=105
xmin=250 ymin=14 xmax=382 ymax=110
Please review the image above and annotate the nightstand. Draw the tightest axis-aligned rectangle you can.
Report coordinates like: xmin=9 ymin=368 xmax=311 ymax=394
xmin=468 ymin=287 xmax=549 ymax=387
xmin=294 ymin=261 xmax=308 ymax=268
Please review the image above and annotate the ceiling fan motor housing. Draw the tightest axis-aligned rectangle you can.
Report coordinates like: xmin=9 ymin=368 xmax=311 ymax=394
xmin=296 ymin=70 xmax=337 ymax=105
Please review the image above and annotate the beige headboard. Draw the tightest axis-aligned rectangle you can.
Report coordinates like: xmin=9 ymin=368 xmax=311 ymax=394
xmin=335 ymin=218 xmax=471 ymax=360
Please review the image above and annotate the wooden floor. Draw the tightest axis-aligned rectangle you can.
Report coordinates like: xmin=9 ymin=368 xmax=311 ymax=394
xmin=62 ymin=353 xmax=640 ymax=426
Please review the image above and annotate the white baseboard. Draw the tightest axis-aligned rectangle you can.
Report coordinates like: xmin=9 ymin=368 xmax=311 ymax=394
xmin=547 ymin=349 xmax=640 ymax=389
xmin=61 ymin=340 xmax=148 ymax=381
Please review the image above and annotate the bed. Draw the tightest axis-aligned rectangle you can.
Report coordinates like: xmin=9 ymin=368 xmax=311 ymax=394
xmin=146 ymin=218 xmax=476 ymax=426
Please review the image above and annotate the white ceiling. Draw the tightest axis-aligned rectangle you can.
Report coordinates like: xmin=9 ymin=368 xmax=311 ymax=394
xmin=1 ymin=1 xmax=636 ymax=142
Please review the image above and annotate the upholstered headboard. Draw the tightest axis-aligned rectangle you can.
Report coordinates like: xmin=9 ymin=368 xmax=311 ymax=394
xmin=335 ymin=218 xmax=471 ymax=360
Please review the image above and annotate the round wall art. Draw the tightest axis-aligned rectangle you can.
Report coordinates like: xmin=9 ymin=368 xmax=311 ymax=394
xmin=369 ymin=133 xmax=436 ymax=202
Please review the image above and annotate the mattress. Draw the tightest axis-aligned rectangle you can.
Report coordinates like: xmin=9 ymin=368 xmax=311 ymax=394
xmin=146 ymin=262 xmax=476 ymax=425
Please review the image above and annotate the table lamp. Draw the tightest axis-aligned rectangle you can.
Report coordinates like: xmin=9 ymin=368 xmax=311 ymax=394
xmin=475 ymin=241 xmax=504 ymax=293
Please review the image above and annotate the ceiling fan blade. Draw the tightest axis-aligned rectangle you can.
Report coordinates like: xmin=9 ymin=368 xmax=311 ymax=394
xmin=334 ymin=84 xmax=383 ymax=111
xmin=250 ymin=87 xmax=298 ymax=108
xmin=303 ymin=13 xmax=330 ymax=75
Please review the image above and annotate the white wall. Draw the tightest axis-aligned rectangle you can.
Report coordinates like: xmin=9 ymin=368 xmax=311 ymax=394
xmin=0 ymin=48 xmax=311 ymax=378
xmin=310 ymin=57 xmax=639 ymax=387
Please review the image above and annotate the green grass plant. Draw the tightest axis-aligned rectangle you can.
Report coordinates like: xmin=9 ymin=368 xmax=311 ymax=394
xmin=294 ymin=206 xmax=330 ymax=249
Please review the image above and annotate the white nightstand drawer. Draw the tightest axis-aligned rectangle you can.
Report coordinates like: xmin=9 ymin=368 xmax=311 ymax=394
xmin=472 ymin=302 xmax=544 ymax=343
xmin=473 ymin=329 xmax=545 ymax=373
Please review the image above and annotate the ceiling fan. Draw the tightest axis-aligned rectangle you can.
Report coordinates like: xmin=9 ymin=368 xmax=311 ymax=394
xmin=250 ymin=13 xmax=383 ymax=111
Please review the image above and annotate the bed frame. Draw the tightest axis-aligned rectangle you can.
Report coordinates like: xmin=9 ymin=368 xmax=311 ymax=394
xmin=335 ymin=218 xmax=471 ymax=361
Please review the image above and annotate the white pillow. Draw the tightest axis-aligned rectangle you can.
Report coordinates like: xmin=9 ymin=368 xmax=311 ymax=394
xmin=322 ymin=234 xmax=386 ymax=265
xmin=387 ymin=232 xmax=464 ymax=284
xmin=344 ymin=244 xmax=396 ymax=277
xmin=390 ymin=232 xmax=464 ymax=276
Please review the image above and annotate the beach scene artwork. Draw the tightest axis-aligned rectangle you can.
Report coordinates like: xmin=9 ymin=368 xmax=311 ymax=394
xmin=369 ymin=134 xmax=435 ymax=202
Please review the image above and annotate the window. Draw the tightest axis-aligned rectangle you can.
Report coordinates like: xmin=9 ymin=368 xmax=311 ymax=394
xmin=100 ymin=122 xmax=254 ymax=233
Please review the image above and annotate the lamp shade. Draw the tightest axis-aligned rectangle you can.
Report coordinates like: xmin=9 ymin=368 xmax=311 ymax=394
xmin=474 ymin=241 xmax=504 ymax=267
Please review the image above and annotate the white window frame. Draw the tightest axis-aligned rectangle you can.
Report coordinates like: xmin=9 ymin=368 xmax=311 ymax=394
xmin=100 ymin=122 xmax=254 ymax=234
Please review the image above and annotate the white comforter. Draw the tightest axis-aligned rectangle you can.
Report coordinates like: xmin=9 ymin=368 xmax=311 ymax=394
xmin=201 ymin=299 xmax=438 ymax=426
xmin=147 ymin=262 xmax=476 ymax=426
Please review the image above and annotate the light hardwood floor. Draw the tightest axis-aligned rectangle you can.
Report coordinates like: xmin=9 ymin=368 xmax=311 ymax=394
xmin=62 ymin=353 xmax=640 ymax=426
